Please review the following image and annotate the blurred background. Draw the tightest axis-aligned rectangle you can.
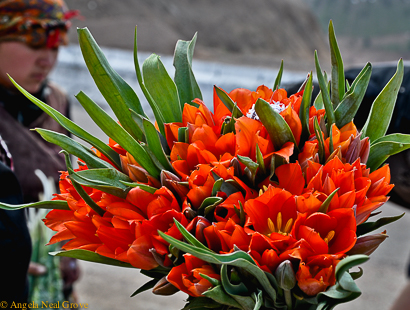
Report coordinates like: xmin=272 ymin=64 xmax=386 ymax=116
xmin=49 ymin=0 xmax=410 ymax=309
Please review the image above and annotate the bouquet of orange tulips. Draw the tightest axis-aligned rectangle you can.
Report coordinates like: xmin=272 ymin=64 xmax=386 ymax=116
xmin=1 ymin=21 xmax=409 ymax=310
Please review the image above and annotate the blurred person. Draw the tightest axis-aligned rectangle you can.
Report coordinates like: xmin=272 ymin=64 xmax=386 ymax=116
xmin=0 ymin=0 xmax=76 ymax=203
xmin=0 ymin=0 xmax=80 ymax=303
xmin=0 ymin=135 xmax=32 ymax=303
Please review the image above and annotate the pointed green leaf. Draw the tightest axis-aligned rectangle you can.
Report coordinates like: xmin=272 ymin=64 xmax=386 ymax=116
xmin=200 ymin=273 xmax=220 ymax=287
xmin=62 ymin=151 xmax=105 ymax=216
xmin=143 ymin=54 xmax=182 ymax=123
xmin=142 ymin=118 xmax=173 ymax=171
xmin=130 ymin=278 xmax=158 ymax=297
xmin=299 ymin=72 xmax=313 ymax=142
xmin=50 ymin=249 xmax=134 ymax=268
xmin=318 ymin=188 xmax=339 ymax=214
xmin=367 ymin=134 xmax=410 ymax=171
xmin=198 ymin=197 xmax=223 ymax=216
xmin=335 ymin=63 xmax=372 ymax=128
xmin=237 ymin=155 xmax=259 ymax=185
xmin=212 ymin=178 xmax=223 ymax=196
xmin=35 ymin=129 xmax=112 ymax=170
xmin=0 ymin=200 xmax=68 ymax=211
xmin=335 ymin=255 xmax=369 ymax=282
xmin=119 ymin=181 xmax=158 ymax=193
xmin=356 ymin=213 xmax=405 ymax=237
xmin=313 ymin=117 xmax=325 ymax=163
xmin=133 ymin=26 xmax=166 ymax=136
xmin=9 ymin=76 xmax=121 ymax=169
xmin=362 ymin=59 xmax=404 ymax=142
xmin=350 ymin=267 xmax=364 ymax=280
xmin=178 ymin=127 xmax=189 ymax=143
xmin=214 ymin=86 xmax=235 ymax=113
xmin=202 ymin=286 xmax=242 ymax=309
xmin=77 ymin=27 xmax=145 ymax=141
xmin=174 ymin=32 xmax=202 ymax=108
xmin=329 ymin=20 xmax=345 ymax=106
xmin=70 ymin=168 xmax=131 ymax=199
xmin=328 ymin=125 xmax=334 ymax=156
xmin=255 ymin=144 xmax=266 ymax=175
xmin=204 ymin=198 xmax=224 ymax=217
xmin=273 ymin=60 xmax=284 ymax=90
xmin=76 ymin=91 xmax=161 ymax=179
xmin=159 ymin=221 xmax=277 ymax=302
xmin=315 ymin=51 xmax=335 ymax=131
xmin=254 ymin=98 xmax=298 ymax=150
xmin=221 ymin=265 xmax=254 ymax=310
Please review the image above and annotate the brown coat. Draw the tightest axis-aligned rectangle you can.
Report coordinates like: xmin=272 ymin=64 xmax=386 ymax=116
xmin=0 ymin=81 xmax=69 ymax=203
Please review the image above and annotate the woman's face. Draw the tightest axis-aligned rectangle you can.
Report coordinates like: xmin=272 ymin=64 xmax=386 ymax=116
xmin=0 ymin=41 xmax=58 ymax=93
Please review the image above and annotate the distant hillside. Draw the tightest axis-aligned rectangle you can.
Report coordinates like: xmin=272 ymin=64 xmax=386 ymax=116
xmin=64 ymin=0 xmax=329 ymax=70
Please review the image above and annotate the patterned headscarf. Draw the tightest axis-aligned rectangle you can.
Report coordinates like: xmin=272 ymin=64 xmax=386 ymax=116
xmin=0 ymin=0 xmax=79 ymax=48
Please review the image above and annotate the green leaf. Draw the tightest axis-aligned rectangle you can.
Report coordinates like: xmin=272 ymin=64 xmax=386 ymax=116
xmin=221 ymin=266 xmax=255 ymax=310
xmin=76 ymin=91 xmax=161 ymax=179
xmin=255 ymin=144 xmax=266 ymax=175
xmin=237 ymin=155 xmax=259 ymax=186
xmin=8 ymin=76 xmax=121 ymax=169
xmin=130 ymin=278 xmax=158 ymax=297
xmin=133 ymin=26 xmax=166 ymax=137
xmin=315 ymin=51 xmax=335 ymax=131
xmin=182 ymin=296 xmax=224 ymax=310
xmin=273 ymin=60 xmax=284 ymax=90
xmin=334 ymin=63 xmax=372 ymax=129
xmin=0 ymin=200 xmax=69 ymax=211
xmin=178 ymin=127 xmax=189 ymax=143
xmin=119 ymin=181 xmax=158 ymax=193
xmin=214 ymin=86 xmax=235 ymax=113
xmin=143 ymin=54 xmax=182 ymax=123
xmin=367 ymin=134 xmax=410 ymax=171
xmin=212 ymin=178 xmax=224 ymax=196
xmin=203 ymin=285 xmax=242 ymax=309
xmin=69 ymin=168 xmax=132 ymax=199
xmin=335 ymin=255 xmax=369 ymax=282
xmin=35 ymin=129 xmax=112 ymax=170
xmin=77 ymin=27 xmax=145 ymax=141
xmin=200 ymin=273 xmax=221 ymax=287
xmin=299 ymin=72 xmax=313 ymax=143
xmin=62 ymin=151 xmax=105 ymax=216
xmin=313 ymin=117 xmax=325 ymax=163
xmin=174 ymin=32 xmax=203 ymax=108
xmin=362 ymin=59 xmax=404 ymax=143
xmin=329 ymin=20 xmax=345 ymax=107
xmin=143 ymin=118 xmax=173 ymax=171
xmin=197 ymin=197 xmax=223 ymax=216
xmin=350 ymin=267 xmax=364 ymax=280
xmin=50 ymin=249 xmax=134 ymax=268
xmin=318 ymin=188 xmax=339 ymax=213
xmin=313 ymin=72 xmax=329 ymax=110
xmin=254 ymin=98 xmax=298 ymax=151
xmin=159 ymin=222 xmax=277 ymax=303
xmin=253 ymin=290 xmax=263 ymax=310
xmin=357 ymin=213 xmax=405 ymax=237
xmin=221 ymin=265 xmax=249 ymax=295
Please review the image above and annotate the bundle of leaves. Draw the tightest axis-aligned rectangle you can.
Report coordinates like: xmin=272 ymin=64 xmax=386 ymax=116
xmin=1 ymin=21 xmax=408 ymax=310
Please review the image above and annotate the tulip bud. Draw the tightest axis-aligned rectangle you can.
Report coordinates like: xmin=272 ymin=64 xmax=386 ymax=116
xmin=152 ymin=276 xmax=179 ymax=295
xmin=359 ymin=137 xmax=370 ymax=164
xmin=128 ymin=164 xmax=149 ymax=183
xmin=347 ymin=231 xmax=388 ymax=256
xmin=345 ymin=135 xmax=361 ymax=164
xmin=183 ymin=206 xmax=197 ymax=220
xmin=275 ymin=260 xmax=296 ymax=291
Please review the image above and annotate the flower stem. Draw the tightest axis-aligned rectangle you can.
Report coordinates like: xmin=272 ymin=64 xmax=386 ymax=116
xmin=284 ymin=289 xmax=292 ymax=310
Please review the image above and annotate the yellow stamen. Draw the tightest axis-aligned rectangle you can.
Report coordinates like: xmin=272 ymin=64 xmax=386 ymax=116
xmin=324 ymin=230 xmax=335 ymax=244
xmin=277 ymin=212 xmax=282 ymax=232
xmin=267 ymin=218 xmax=275 ymax=233
xmin=263 ymin=185 xmax=268 ymax=192
xmin=259 ymin=189 xmax=264 ymax=196
xmin=283 ymin=218 xmax=294 ymax=234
